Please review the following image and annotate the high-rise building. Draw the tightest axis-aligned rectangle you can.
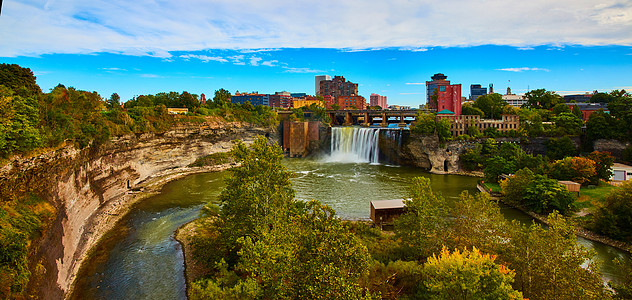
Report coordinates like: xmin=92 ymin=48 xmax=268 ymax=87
xmin=314 ymin=75 xmax=331 ymax=95
xmin=426 ymin=73 xmax=462 ymax=115
xmin=370 ymin=93 xmax=387 ymax=108
xmin=489 ymin=83 xmax=494 ymax=94
xmin=318 ymin=76 xmax=358 ymax=99
xmin=470 ymin=84 xmax=487 ymax=100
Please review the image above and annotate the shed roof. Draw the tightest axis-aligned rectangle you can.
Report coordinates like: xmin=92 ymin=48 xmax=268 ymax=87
xmin=613 ymin=163 xmax=632 ymax=170
xmin=371 ymin=199 xmax=405 ymax=210
xmin=558 ymin=180 xmax=580 ymax=186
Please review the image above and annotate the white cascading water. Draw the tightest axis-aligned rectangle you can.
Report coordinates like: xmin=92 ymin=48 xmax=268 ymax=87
xmin=327 ymin=127 xmax=381 ymax=164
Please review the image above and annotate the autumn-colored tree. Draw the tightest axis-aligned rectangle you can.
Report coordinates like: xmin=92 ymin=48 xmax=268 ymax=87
xmin=424 ymin=246 xmax=523 ymax=299
xmin=550 ymin=156 xmax=597 ymax=185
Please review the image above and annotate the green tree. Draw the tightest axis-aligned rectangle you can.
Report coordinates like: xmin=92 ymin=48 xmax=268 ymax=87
xmin=552 ymin=112 xmax=582 ymax=135
xmin=213 ymin=88 xmax=232 ymax=107
xmin=484 ymin=156 xmax=516 ymax=183
xmin=411 ymin=112 xmax=436 ymax=135
xmin=522 ymin=175 xmax=575 ymax=214
xmin=504 ymin=212 xmax=608 ymax=299
xmin=592 ymin=180 xmax=632 ymax=242
xmin=524 ymin=88 xmax=562 ymax=110
xmin=590 ymin=92 xmax=613 ymax=103
xmin=552 ymin=103 xmax=571 ymax=115
xmin=0 ymin=87 xmax=42 ymax=157
xmin=436 ymin=118 xmax=452 ymax=142
xmin=585 ymin=110 xmax=620 ymax=143
xmin=450 ymin=191 xmax=509 ymax=253
xmin=462 ymin=102 xmax=485 ymax=117
xmin=586 ymin=151 xmax=614 ymax=184
xmin=0 ymin=63 xmax=41 ymax=97
xmin=500 ymin=168 xmax=535 ymax=206
xmin=546 ymin=136 xmax=577 ymax=160
xmin=473 ymin=93 xmax=507 ymax=119
xmin=106 ymin=93 xmax=121 ymax=110
xmin=423 ymin=246 xmax=522 ymax=300
xmin=394 ymin=177 xmax=449 ymax=259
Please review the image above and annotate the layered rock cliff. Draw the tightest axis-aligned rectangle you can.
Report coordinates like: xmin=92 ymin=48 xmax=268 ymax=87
xmin=0 ymin=118 xmax=274 ymax=299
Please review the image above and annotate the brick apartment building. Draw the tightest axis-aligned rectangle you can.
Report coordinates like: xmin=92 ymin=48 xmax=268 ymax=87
xmin=318 ymin=76 xmax=359 ymax=99
xmin=426 ymin=73 xmax=462 ymax=115
xmin=337 ymin=95 xmax=367 ymax=110
xmin=370 ymin=93 xmax=387 ymax=108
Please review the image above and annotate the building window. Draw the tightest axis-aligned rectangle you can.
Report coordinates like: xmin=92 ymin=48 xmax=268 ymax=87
xmin=439 ymin=86 xmax=446 ymax=92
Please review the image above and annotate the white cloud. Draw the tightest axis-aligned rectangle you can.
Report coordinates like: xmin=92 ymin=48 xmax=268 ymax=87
xmin=496 ymin=67 xmax=550 ymax=72
xmin=405 ymin=82 xmax=426 ymax=85
xmin=180 ymin=54 xmax=228 ymax=63
xmin=282 ymin=67 xmax=323 ymax=73
xmin=100 ymin=67 xmax=126 ymax=71
xmin=250 ymin=56 xmax=262 ymax=66
xmin=1 ymin=0 xmax=631 ymax=57
xmin=261 ymin=60 xmax=278 ymax=67
xmin=140 ymin=74 xmax=161 ymax=78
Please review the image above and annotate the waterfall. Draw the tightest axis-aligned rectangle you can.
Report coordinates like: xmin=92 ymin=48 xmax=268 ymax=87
xmin=328 ymin=127 xmax=381 ymax=164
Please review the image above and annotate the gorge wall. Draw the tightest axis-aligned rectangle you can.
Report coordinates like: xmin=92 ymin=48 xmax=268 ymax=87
xmin=0 ymin=118 xmax=274 ymax=299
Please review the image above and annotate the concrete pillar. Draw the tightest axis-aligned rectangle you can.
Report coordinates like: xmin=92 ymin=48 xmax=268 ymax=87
xmin=381 ymin=112 xmax=388 ymax=127
xmin=398 ymin=112 xmax=407 ymax=127
xmin=343 ymin=112 xmax=352 ymax=126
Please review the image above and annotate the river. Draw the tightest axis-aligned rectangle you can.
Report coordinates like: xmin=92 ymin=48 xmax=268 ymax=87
xmin=72 ymin=157 xmax=629 ymax=299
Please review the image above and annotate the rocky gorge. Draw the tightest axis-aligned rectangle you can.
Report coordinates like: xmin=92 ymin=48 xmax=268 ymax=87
xmin=0 ymin=117 xmax=274 ymax=299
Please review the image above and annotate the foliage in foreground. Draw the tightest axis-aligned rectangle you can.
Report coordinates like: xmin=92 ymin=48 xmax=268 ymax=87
xmin=190 ymin=136 xmax=374 ymax=299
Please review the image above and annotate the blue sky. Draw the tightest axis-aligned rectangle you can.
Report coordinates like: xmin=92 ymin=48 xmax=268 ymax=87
xmin=1 ymin=0 xmax=631 ymax=106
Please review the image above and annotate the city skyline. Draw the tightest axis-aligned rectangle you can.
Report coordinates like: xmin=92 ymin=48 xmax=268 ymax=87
xmin=1 ymin=1 xmax=631 ymax=106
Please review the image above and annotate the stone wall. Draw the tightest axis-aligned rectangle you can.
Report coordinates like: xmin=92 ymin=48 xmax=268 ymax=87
xmin=0 ymin=118 xmax=274 ymax=299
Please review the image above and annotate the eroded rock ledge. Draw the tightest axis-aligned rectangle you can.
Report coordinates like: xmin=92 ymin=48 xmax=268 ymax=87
xmin=0 ymin=118 xmax=274 ymax=299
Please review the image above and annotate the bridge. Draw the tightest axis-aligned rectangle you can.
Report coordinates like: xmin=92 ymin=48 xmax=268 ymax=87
xmin=278 ymin=109 xmax=421 ymax=127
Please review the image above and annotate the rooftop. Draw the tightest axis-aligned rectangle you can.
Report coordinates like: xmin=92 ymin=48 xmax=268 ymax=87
xmin=371 ymin=199 xmax=405 ymax=210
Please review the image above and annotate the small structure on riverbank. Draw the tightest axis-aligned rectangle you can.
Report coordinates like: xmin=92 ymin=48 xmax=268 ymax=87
xmin=558 ymin=180 xmax=581 ymax=195
xmin=370 ymin=199 xmax=405 ymax=229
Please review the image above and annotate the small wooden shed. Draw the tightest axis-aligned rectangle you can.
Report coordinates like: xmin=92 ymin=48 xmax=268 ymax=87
xmin=370 ymin=199 xmax=405 ymax=227
xmin=558 ymin=180 xmax=581 ymax=194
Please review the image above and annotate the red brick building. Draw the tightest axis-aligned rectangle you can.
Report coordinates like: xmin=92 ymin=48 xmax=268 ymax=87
xmin=426 ymin=73 xmax=462 ymax=115
xmin=337 ymin=95 xmax=367 ymax=110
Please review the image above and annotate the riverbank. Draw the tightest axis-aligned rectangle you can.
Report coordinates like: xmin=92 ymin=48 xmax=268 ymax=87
xmin=175 ymin=219 xmax=208 ymax=299
xmin=67 ymin=162 xmax=236 ymax=299
xmin=477 ymin=185 xmax=631 ymax=254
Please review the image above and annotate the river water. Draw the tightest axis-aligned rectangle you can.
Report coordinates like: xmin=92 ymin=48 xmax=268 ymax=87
xmin=72 ymin=157 xmax=629 ymax=299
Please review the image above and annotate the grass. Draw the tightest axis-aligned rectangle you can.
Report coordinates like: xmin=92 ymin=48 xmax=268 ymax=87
xmin=575 ymin=181 xmax=619 ymax=211
xmin=481 ymin=182 xmax=502 ymax=193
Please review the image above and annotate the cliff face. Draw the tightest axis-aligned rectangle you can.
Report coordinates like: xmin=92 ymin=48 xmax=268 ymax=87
xmin=0 ymin=118 xmax=274 ymax=299
xmin=397 ymin=135 xmax=468 ymax=173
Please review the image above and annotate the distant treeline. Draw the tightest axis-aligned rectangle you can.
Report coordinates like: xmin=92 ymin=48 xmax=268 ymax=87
xmin=0 ymin=63 xmax=278 ymax=160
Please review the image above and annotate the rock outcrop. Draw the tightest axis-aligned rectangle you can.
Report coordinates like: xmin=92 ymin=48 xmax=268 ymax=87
xmin=0 ymin=118 xmax=274 ymax=299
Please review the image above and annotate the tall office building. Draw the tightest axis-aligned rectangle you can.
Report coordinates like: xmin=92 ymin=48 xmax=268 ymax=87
xmin=314 ymin=75 xmax=331 ymax=96
xmin=425 ymin=73 xmax=462 ymax=115
xmin=318 ymin=75 xmax=358 ymax=99
xmin=470 ymin=84 xmax=487 ymax=100
xmin=370 ymin=93 xmax=387 ymax=108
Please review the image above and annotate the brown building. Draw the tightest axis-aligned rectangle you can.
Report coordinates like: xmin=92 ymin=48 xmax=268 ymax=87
xmin=436 ymin=114 xmax=519 ymax=136
xmin=269 ymin=92 xmax=292 ymax=108
xmin=337 ymin=95 xmax=367 ymax=110
xmin=319 ymin=75 xmax=359 ymax=99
